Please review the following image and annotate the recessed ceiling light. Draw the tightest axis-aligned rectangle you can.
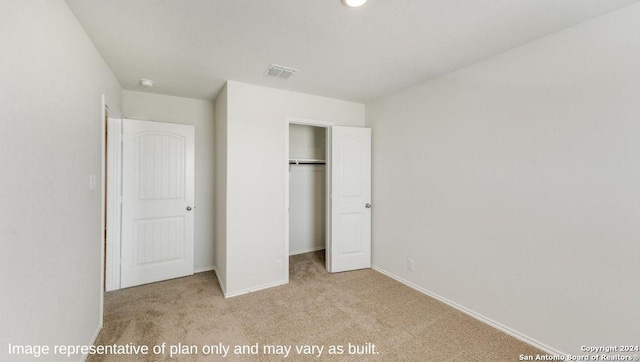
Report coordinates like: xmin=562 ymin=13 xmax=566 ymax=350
xmin=139 ymin=79 xmax=154 ymax=87
xmin=341 ymin=0 xmax=367 ymax=7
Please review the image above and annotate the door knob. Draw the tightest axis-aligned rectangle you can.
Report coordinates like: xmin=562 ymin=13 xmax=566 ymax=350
xmin=186 ymin=206 xmax=192 ymax=211
xmin=365 ymin=203 xmax=372 ymax=209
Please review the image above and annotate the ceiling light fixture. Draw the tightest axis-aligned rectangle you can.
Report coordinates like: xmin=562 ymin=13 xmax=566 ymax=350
xmin=341 ymin=0 xmax=367 ymax=7
xmin=139 ymin=79 xmax=154 ymax=87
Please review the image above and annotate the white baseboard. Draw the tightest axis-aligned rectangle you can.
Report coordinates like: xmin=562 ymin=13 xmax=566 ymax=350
xmin=210 ymin=266 xmax=227 ymax=296
xmin=289 ymin=246 xmax=325 ymax=256
xmin=82 ymin=323 xmax=102 ymax=362
xmin=371 ymin=265 xmax=565 ymax=357
xmin=194 ymin=265 xmax=216 ymax=273
xmin=224 ymin=279 xmax=288 ymax=299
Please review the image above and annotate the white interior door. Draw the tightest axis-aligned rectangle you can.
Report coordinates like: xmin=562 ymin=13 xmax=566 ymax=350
xmin=329 ymin=126 xmax=371 ymax=272
xmin=121 ymin=119 xmax=195 ymax=288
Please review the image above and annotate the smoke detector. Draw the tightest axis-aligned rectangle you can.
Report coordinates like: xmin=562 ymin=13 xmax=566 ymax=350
xmin=264 ymin=64 xmax=298 ymax=80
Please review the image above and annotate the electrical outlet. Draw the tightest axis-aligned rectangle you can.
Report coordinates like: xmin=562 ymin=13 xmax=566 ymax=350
xmin=275 ymin=259 xmax=283 ymax=271
xmin=407 ymin=258 xmax=415 ymax=272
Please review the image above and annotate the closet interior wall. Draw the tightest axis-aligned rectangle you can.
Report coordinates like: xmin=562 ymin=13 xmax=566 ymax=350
xmin=288 ymin=124 xmax=326 ymax=256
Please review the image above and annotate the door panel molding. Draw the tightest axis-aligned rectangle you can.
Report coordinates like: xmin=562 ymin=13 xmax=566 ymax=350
xmin=121 ymin=119 xmax=195 ymax=289
xmin=330 ymin=126 xmax=371 ymax=273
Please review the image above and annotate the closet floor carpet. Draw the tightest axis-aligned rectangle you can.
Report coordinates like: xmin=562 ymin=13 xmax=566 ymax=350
xmin=90 ymin=251 xmax=544 ymax=361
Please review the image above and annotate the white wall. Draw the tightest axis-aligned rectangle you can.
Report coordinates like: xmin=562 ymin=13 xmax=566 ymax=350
xmin=223 ymin=81 xmax=364 ymax=296
xmin=122 ymin=90 xmax=216 ymax=271
xmin=366 ymin=3 xmax=640 ymax=355
xmin=0 ymin=0 xmax=122 ymax=359
xmin=214 ymin=85 xmax=228 ymax=293
xmin=289 ymin=165 xmax=326 ymax=255
xmin=289 ymin=124 xmax=326 ymax=161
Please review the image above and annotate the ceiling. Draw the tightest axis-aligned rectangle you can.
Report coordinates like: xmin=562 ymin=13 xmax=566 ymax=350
xmin=65 ymin=0 xmax=638 ymax=103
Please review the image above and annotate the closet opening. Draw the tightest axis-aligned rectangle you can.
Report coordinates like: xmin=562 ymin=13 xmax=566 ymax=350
xmin=285 ymin=119 xmax=333 ymax=278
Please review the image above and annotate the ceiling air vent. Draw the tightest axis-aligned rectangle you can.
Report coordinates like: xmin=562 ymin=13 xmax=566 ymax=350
xmin=264 ymin=64 xmax=298 ymax=79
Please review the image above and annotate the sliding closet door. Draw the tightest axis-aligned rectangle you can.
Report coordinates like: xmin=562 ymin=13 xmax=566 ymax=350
xmin=329 ymin=126 xmax=371 ymax=273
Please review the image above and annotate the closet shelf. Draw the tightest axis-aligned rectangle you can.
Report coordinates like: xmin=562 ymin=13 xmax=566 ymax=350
xmin=289 ymin=158 xmax=326 ymax=165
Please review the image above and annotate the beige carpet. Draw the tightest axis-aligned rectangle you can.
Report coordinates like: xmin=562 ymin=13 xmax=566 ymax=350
xmin=90 ymin=251 xmax=544 ymax=361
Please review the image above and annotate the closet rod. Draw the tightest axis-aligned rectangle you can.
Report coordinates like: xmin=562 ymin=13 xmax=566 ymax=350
xmin=288 ymin=160 xmax=326 ymax=165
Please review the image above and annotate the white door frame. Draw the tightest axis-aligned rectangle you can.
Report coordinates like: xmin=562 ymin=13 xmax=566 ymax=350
xmin=285 ymin=117 xmax=334 ymax=282
xmin=104 ymin=116 xmax=196 ymax=292
xmin=104 ymin=102 xmax=122 ymax=292
xmin=101 ymin=94 xmax=122 ymax=323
